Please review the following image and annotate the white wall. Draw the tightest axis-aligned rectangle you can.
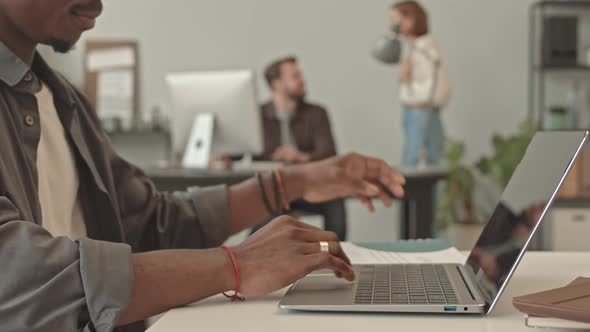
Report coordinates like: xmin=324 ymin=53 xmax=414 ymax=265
xmin=41 ymin=0 xmax=536 ymax=242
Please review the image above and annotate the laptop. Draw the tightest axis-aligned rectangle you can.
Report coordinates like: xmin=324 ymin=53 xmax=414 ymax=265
xmin=280 ymin=131 xmax=588 ymax=315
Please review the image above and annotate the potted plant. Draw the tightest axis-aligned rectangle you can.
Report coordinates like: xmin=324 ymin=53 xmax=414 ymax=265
xmin=437 ymin=120 xmax=537 ymax=249
xmin=436 ymin=139 xmax=480 ymax=249
xmin=475 ymin=121 xmax=537 ymax=188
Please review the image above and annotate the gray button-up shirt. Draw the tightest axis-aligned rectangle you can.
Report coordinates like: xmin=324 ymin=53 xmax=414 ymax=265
xmin=0 ymin=43 xmax=230 ymax=332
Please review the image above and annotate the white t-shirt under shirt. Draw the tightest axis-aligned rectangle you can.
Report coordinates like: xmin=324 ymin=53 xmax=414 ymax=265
xmin=276 ymin=110 xmax=295 ymax=146
xmin=35 ymin=83 xmax=87 ymax=239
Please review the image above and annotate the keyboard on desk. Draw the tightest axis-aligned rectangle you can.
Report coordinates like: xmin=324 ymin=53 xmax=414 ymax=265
xmin=354 ymin=264 xmax=458 ymax=305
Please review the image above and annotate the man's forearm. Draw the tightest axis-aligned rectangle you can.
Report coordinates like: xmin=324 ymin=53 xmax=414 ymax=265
xmin=118 ymin=248 xmax=234 ymax=326
xmin=227 ymin=167 xmax=307 ymax=234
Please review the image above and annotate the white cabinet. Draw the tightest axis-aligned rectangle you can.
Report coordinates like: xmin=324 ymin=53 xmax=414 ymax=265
xmin=548 ymin=208 xmax=590 ymax=251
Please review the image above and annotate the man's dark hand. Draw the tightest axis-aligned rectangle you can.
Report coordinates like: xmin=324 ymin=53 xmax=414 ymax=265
xmin=284 ymin=153 xmax=406 ymax=212
xmin=232 ymin=216 xmax=354 ymax=297
xmin=272 ymin=145 xmax=311 ymax=164
xmin=208 ymin=154 xmax=233 ymax=170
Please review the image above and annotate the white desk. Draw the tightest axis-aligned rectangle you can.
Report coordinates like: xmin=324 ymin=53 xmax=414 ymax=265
xmin=148 ymin=252 xmax=589 ymax=332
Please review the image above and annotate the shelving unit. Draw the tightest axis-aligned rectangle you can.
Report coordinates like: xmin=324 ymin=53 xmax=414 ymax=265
xmin=528 ymin=0 xmax=590 ymax=130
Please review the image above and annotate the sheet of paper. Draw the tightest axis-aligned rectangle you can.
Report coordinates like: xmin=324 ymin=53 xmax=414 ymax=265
xmin=340 ymin=242 xmax=467 ymax=265
xmin=87 ymin=47 xmax=135 ymax=71
xmin=96 ymin=69 xmax=134 ymax=129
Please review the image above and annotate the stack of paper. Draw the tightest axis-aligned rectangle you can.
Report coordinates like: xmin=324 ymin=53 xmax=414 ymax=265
xmin=340 ymin=242 xmax=467 ymax=265
xmin=526 ymin=316 xmax=590 ymax=330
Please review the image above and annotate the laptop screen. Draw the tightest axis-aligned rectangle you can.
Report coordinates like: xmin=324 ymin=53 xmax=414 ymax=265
xmin=464 ymin=131 xmax=587 ymax=313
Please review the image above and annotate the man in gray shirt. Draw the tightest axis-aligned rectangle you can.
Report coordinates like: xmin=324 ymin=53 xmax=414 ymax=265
xmin=0 ymin=1 xmax=406 ymax=331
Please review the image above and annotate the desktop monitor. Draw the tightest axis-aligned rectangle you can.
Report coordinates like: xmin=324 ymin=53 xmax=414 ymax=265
xmin=166 ymin=70 xmax=264 ymax=159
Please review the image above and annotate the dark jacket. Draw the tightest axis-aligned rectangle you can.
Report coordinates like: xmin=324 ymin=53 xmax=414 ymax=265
xmin=258 ymin=101 xmax=337 ymax=161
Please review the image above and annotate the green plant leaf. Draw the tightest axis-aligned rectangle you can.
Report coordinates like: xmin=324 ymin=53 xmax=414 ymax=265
xmin=437 ymin=120 xmax=538 ymax=230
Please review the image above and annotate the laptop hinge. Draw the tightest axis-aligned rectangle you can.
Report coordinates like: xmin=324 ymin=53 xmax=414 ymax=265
xmin=457 ymin=265 xmax=489 ymax=307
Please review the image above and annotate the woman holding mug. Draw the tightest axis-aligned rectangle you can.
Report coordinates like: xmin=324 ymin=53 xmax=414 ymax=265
xmin=390 ymin=1 xmax=451 ymax=167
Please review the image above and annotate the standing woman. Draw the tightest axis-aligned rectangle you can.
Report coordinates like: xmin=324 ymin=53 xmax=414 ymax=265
xmin=391 ymin=1 xmax=451 ymax=167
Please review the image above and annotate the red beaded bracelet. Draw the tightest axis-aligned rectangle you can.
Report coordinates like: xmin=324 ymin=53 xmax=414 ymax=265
xmin=220 ymin=244 xmax=245 ymax=302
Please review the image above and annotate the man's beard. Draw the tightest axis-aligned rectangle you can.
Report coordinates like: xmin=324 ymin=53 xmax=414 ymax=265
xmin=49 ymin=39 xmax=74 ymax=53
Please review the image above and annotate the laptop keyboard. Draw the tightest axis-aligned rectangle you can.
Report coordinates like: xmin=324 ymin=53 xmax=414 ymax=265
xmin=354 ymin=265 xmax=458 ymax=305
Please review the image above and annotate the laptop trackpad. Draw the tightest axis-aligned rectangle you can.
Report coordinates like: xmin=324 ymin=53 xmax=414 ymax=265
xmin=294 ymin=274 xmax=355 ymax=291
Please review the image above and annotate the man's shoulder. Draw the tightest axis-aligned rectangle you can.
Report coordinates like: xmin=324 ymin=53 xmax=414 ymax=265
xmin=301 ymin=102 xmax=329 ymax=116
xmin=260 ymin=100 xmax=273 ymax=111
xmin=259 ymin=101 xmax=274 ymax=120
xmin=259 ymin=100 xmax=330 ymax=117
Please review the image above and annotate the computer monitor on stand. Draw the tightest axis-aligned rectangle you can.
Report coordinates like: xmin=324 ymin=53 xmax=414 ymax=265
xmin=166 ymin=70 xmax=264 ymax=169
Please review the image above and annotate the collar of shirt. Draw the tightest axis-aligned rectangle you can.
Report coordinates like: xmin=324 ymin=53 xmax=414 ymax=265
xmin=0 ymin=41 xmax=78 ymax=108
xmin=262 ymin=101 xmax=304 ymax=122
xmin=0 ymin=42 xmax=29 ymax=87
xmin=275 ymin=110 xmax=294 ymax=122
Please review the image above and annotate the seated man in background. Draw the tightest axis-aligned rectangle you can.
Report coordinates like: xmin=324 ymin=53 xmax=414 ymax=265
xmin=252 ymin=56 xmax=348 ymax=240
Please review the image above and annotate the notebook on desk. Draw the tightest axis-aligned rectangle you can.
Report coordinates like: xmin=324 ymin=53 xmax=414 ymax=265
xmin=514 ymin=277 xmax=590 ymax=324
